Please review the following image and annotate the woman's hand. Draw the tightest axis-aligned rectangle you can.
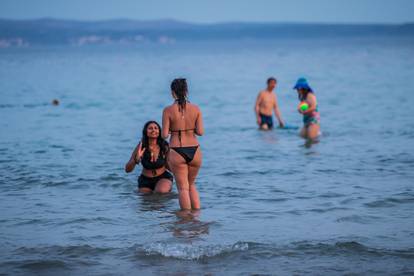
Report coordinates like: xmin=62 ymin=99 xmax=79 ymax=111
xmin=135 ymin=143 xmax=145 ymax=163
xmin=125 ymin=143 xmax=144 ymax=173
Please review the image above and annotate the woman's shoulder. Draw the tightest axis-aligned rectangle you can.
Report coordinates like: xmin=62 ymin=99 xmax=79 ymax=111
xmin=306 ymin=92 xmax=317 ymax=104
xmin=306 ymin=92 xmax=317 ymax=100
xmin=188 ymin=102 xmax=201 ymax=111
xmin=163 ymin=103 xmax=175 ymax=112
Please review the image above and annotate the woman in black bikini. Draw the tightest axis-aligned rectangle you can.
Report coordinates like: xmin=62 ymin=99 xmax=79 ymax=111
xmin=125 ymin=121 xmax=173 ymax=194
xmin=162 ymin=78 xmax=204 ymax=210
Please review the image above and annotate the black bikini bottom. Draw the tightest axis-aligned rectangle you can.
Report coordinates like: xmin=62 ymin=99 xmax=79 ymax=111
xmin=171 ymin=146 xmax=199 ymax=164
xmin=138 ymin=171 xmax=173 ymax=191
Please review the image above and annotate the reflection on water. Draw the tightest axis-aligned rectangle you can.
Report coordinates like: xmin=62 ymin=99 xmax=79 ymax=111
xmin=258 ymin=129 xmax=279 ymax=144
xmin=304 ymin=137 xmax=320 ymax=149
xmin=138 ymin=194 xmax=210 ymax=240
xmin=137 ymin=192 xmax=177 ymax=212
xmin=166 ymin=210 xmax=210 ymax=240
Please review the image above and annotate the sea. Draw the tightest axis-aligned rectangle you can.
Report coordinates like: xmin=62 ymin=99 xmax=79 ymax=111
xmin=0 ymin=34 xmax=414 ymax=275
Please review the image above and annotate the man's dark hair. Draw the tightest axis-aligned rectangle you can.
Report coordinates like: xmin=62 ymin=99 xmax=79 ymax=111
xmin=267 ymin=77 xmax=277 ymax=84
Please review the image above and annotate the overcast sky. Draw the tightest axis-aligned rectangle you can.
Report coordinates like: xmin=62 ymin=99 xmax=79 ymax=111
xmin=1 ymin=0 xmax=413 ymax=24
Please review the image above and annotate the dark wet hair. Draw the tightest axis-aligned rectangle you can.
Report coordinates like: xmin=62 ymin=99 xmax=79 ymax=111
xmin=298 ymin=88 xmax=314 ymax=101
xmin=171 ymin=78 xmax=188 ymax=112
xmin=141 ymin=121 xmax=169 ymax=157
xmin=267 ymin=77 xmax=277 ymax=84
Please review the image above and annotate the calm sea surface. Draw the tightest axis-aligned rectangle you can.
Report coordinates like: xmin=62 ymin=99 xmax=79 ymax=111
xmin=1 ymin=36 xmax=414 ymax=275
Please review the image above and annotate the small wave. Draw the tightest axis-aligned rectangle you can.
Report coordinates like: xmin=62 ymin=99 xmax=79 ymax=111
xmin=277 ymin=241 xmax=414 ymax=259
xmin=49 ymin=144 xmax=65 ymax=149
xmin=270 ymin=188 xmax=288 ymax=194
xmin=336 ymin=214 xmax=380 ymax=224
xmin=18 ymin=259 xmax=68 ymax=270
xmin=0 ymin=159 xmax=13 ymax=164
xmin=254 ymin=197 xmax=288 ymax=203
xmin=13 ymin=244 xmax=113 ymax=257
xmin=307 ymin=207 xmax=349 ymax=213
xmin=138 ymin=240 xmax=414 ymax=261
xmin=140 ymin=241 xmax=249 ymax=260
xmin=364 ymin=196 xmax=414 ymax=208
xmin=216 ymin=170 xmax=247 ymax=177
xmin=99 ymin=173 xmax=126 ymax=182
xmin=57 ymin=217 xmax=116 ymax=226
xmin=3 ymin=245 xmax=109 ymax=271
xmin=14 ymin=218 xmax=47 ymax=226
xmin=318 ymin=192 xmax=345 ymax=198
xmin=42 ymin=180 xmax=71 ymax=187
xmin=0 ymin=104 xmax=16 ymax=108
xmin=23 ymin=103 xmax=49 ymax=108
xmin=335 ymin=241 xmax=414 ymax=259
xmin=315 ymin=169 xmax=338 ymax=173
xmin=286 ymin=241 xmax=377 ymax=257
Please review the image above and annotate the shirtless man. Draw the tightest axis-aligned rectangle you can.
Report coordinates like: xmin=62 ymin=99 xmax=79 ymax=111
xmin=255 ymin=77 xmax=284 ymax=130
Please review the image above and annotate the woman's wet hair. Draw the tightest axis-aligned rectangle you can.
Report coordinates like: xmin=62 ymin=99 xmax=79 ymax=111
xmin=171 ymin=78 xmax=188 ymax=112
xmin=298 ymin=88 xmax=314 ymax=101
xmin=141 ymin=121 xmax=169 ymax=157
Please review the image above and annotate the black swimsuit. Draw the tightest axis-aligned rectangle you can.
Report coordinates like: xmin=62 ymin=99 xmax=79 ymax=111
xmin=138 ymin=149 xmax=173 ymax=190
xmin=170 ymin=128 xmax=199 ymax=164
xmin=141 ymin=150 xmax=166 ymax=176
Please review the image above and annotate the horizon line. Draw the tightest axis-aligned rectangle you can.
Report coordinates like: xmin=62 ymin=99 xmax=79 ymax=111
xmin=0 ymin=17 xmax=413 ymax=26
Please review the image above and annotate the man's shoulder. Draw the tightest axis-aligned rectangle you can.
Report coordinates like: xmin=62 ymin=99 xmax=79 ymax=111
xmin=262 ymin=90 xmax=276 ymax=97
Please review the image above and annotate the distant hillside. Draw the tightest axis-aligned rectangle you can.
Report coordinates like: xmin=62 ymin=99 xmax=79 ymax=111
xmin=0 ymin=18 xmax=413 ymax=48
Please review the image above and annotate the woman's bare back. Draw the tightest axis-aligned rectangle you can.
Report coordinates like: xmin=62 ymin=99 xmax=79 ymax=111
xmin=162 ymin=102 xmax=204 ymax=147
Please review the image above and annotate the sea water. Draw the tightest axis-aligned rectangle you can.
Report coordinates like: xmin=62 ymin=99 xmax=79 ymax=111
xmin=0 ymin=36 xmax=414 ymax=275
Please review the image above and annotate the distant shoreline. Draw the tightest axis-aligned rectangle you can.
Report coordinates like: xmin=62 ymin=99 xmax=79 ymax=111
xmin=1 ymin=17 xmax=414 ymax=26
xmin=1 ymin=18 xmax=413 ymax=48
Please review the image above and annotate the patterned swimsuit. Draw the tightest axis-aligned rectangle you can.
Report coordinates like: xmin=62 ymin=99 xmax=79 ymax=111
xmin=303 ymin=105 xmax=320 ymax=127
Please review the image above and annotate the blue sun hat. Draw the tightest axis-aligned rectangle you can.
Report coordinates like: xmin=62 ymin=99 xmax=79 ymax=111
xmin=293 ymin=77 xmax=313 ymax=92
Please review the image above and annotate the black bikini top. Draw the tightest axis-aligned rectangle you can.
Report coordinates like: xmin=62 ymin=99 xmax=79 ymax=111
xmin=170 ymin=100 xmax=197 ymax=146
xmin=141 ymin=149 xmax=166 ymax=174
xmin=170 ymin=128 xmax=196 ymax=147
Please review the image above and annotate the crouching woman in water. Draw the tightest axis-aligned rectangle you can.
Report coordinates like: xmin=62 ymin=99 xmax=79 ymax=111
xmin=162 ymin=78 xmax=204 ymax=210
xmin=125 ymin=121 xmax=173 ymax=194
xmin=294 ymin=78 xmax=321 ymax=139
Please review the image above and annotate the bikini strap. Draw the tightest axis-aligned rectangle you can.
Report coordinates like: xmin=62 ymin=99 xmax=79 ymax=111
xmin=170 ymin=128 xmax=196 ymax=147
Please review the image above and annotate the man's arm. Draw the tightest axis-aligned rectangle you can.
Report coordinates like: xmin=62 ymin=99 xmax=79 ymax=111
xmin=255 ymin=92 xmax=262 ymax=125
xmin=273 ymin=93 xmax=284 ymax=127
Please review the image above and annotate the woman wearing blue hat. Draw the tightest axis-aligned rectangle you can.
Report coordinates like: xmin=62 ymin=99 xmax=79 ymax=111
xmin=294 ymin=78 xmax=320 ymax=139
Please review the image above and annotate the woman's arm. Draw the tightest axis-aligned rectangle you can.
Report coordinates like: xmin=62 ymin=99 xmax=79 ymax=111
xmin=195 ymin=106 xmax=204 ymax=136
xmin=302 ymin=93 xmax=317 ymax=114
xmin=125 ymin=142 xmax=144 ymax=173
xmin=162 ymin=107 xmax=170 ymax=139
xmin=125 ymin=144 xmax=139 ymax=173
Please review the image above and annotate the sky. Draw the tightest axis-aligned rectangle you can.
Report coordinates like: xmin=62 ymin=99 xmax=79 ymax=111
xmin=0 ymin=0 xmax=413 ymax=24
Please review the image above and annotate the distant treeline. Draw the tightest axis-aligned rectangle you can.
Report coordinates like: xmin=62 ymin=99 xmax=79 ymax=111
xmin=0 ymin=18 xmax=413 ymax=47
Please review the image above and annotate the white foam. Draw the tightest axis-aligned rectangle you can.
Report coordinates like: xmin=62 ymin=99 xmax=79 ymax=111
xmin=143 ymin=241 xmax=249 ymax=260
